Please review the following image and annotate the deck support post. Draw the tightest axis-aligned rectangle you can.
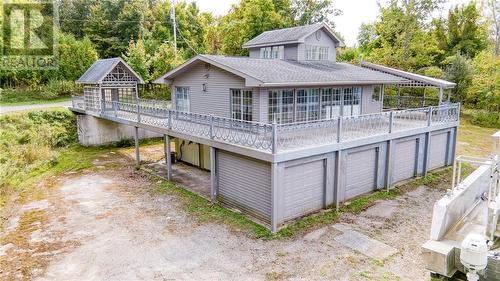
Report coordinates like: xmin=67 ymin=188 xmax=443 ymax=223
xmin=134 ymin=126 xmax=140 ymax=166
xmin=164 ymin=134 xmax=172 ymax=180
xmin=210 ymin=147 xmax=217 ymax=203
xmin=271 ymin=162 xmax=279 ymax=233
xmin=334 ymin=150 xmax=342 ymax=210
xmin=423 ymin=132 xmax=431 ymax=176
xmin=385 ymin=140 xmax=393 ymax=189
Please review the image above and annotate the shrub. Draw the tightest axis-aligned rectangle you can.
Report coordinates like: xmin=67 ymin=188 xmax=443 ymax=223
xmin=0 ymin=109 xmax=77 ymax=206
xmin=469 ymin=110 xmax=500 ymax=128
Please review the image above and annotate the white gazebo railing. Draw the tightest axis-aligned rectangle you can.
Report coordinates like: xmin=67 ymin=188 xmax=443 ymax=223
xmin=71 ymin=96 xmax=459 ymax=153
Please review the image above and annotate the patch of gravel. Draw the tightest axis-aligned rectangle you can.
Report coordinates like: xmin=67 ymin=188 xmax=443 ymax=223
xmin=1 ymin=165 xmax=446 ymax=281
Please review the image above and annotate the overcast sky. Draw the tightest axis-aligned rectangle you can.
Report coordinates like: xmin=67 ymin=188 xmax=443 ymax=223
xmin=192 ymin=0 xmax=473 ymax=47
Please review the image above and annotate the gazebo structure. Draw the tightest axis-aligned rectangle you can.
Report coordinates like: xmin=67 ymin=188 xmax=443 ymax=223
xmin=75 ymin=57 xmax=145 ymax=113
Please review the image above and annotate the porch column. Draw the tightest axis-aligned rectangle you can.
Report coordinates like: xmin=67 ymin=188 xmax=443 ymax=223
xmin=164 ymin=135 xmax=172 ymax=180
xmin=422 ymin=87 xmax=427 ymax=107
xmin=397 ymin=85 xmax=401 ymax=109
xmin=134 ymin=126 xmax=140 ymax=166
xmin=210 ymin=147 xmax=217 ymax=203
xmin=438 ymin=87 xmax=443 ymax=105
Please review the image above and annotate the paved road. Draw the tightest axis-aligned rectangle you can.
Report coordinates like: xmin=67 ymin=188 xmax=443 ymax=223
xmin=0 ymin=100 xmax=72 ymax=114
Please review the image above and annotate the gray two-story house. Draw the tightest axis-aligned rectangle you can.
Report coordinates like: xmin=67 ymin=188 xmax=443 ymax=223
xmin=73 ymin=23 xmax=458 ymax=232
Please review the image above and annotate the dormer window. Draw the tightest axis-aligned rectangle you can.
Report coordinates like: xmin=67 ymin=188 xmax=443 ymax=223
xmin=305 ymin=45 xmax=329 ymax=60
xmin=260 ymin=46 xmax=284 ymax=59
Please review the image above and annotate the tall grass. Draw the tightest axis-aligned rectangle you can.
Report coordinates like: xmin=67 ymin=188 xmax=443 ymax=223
xmin=0 ymin=109 xmax=77 ymax=208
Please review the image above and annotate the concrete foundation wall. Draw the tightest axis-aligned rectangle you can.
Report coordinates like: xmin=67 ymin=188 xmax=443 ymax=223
xmin=76 ymin=114 xmax=161 ymax=146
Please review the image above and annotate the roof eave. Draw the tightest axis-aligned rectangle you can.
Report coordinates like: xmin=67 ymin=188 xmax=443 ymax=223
xmin=259 ymin=80 xmax=408 ymax=87
xmin=242 ymin=40 xmax=302 ymax=49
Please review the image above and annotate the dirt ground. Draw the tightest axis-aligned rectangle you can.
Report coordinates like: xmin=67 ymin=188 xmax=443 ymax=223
xmin=0 ymin=151 xmax=444 ymax=281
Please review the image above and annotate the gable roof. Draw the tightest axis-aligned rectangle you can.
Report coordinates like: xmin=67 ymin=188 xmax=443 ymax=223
xmin=77 ymin=57 xmax=145 ymax=84
xmin=153 ymin=55 xmax=408 ymax=87
xmin=242 ymin=23 xmax=344 ymax=49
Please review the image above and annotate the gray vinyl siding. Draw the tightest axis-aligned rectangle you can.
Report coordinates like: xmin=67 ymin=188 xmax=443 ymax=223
xmin=361 ymin=85 xmax=382 ymax=114
xmin=249 ymin=48 xmax=260 ymax=58
xmin=171 ymin=62 xmax=246 ymax=118
xmin=217 ymin=150 xmax=272 ymax=224
xmin=284 ymin=45 xmax=298 ymax=60
xmin=429 ymin=131 xmax=450 ymax=170
xmin=258 ymin=89 xmax=269 ymax=123
xmin=304 ymin=29 xmax=337 ymax=61
xmin=392 ymin=139 xmax=419 ymax=183
xmin=283 ymin=159 xmax=325 ymax=220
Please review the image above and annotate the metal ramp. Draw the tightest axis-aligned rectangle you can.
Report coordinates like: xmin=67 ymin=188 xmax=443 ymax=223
xmin=422 ymin=131 xmax=500 ymax=280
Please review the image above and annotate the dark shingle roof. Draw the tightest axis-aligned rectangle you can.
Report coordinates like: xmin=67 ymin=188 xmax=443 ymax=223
xmin=200 ymin=55 xmax=407 ymax=85
xmin=77 ymin=57 xmax=144 ymax=84
xmin=242 ymin=23 xmax=343 ymax=48
xmin=155 ymin=55 xmax=408 ymax=86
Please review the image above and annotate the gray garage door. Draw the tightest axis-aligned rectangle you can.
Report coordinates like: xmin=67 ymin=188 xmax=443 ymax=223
xmin=429 ymin=132 xmax=449 ymax=170
xmin=218 ymin=151 xmax=271 ymax=224
xmin=283 ymin=160 xmax=325 ymax=221
xmin=392 ymin=139 xmax=418 ymax=183
xmin=345 ymin=148 xmax=378 ymax=199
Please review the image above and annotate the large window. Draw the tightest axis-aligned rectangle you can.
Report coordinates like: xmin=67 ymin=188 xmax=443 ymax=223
xmin=305 ymin=45 xmax=329 ymax=60
xmin=295 ymin=89 xmax=320 ymax=122
xmin=372 ymin=85 xmax=382 ymax=102
xmin=231 ymin=89 xmax=253 ymax=121
xmin=343 ymin=87 xmax=361 ymax=116
xmin=321 ymin=88 xmax=341 ymax=119
xmin=260 ymin=46 xmax=284 ymax=59
xmin=268 ymin=87 xmax=362 ymax=124
xmin=175 ymin=86 xmax=190 ymax=112
xmin=269 ymin=89 xmax=294 ymax=123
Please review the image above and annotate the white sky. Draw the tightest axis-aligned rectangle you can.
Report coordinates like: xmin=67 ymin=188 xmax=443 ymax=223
xmin=193 ymin=0 xmax=474 ymax=47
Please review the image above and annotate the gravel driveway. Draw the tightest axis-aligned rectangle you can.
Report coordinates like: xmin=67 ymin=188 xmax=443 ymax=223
xmin=0 ymin=100 xmax=72 ymax=114
xmin=0 ymin=152 xmax=442 ymax=281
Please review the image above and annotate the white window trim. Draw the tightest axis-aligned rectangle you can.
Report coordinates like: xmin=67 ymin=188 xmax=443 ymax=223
xmin=174 ymin=86 xmax=190 ymax=112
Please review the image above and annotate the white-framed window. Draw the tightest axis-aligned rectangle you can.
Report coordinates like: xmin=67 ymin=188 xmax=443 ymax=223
xmin=321 ymin=87 xmax=342 ymax=118
xmin=269 ymin=89 xmax=294 ymax=123
xmin=175 ymin=86 xmax=190 ymax=112
xmin=295 ymin=89 xmax=320 ymax=122
xmin=305 ymin=45 xmax=329 ymax=60
xmin=231 ymin=89 xmax=253 ymax=121
xmin=118 ymin=87 xmax=135 ymax=103
xmin=267 ymin=87 xmax=362 ymax=124
xmin=260 ymin=45 xmax=284 ymax=59
xmin=372 ymin=85 xmax=382 ymax=102
xmin=343 ymin=87 xmax=362 ymax=116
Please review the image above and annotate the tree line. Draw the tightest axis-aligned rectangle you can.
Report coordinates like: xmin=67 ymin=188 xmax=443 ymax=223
xmin=0 ymin=0 xmax=498 ymax=112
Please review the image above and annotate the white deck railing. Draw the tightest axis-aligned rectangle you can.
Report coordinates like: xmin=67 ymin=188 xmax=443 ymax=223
xmin=71 ymin=96 xmax=459 ymax=153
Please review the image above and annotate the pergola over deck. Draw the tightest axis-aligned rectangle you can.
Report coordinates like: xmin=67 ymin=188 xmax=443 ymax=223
xmin=76 ymin=58 xmax=145 ymax=111
xmin=360 ymin=61 xmax=456 ymax=108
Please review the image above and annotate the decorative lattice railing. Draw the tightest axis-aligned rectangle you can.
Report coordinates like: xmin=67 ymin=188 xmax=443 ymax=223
xmin=71 ymin=96 xmax=459 ymax=153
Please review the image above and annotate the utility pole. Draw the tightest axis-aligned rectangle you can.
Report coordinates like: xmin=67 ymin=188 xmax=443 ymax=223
xmin=171 ymin=0 xmax=177 ymax=57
